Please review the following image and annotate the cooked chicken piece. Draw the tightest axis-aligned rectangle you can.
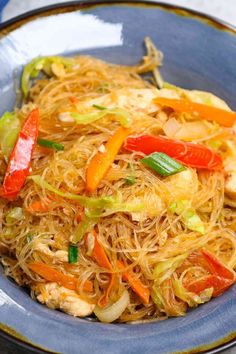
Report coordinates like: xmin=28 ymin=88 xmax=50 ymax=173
xmin=37 ymin=283 xmax=95 ymax=317
xmin=224 ymin=141 xmax=236 ymax=199
xmin=83 ymin=88 xmax=160 ymax=114
xmin=36 ymin=243 xmax=68 ymax=263
xmin=225 ymin=173 xmax=236 ymax=199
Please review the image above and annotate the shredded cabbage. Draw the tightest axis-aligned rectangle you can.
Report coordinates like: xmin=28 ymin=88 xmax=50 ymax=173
xmin=169 ymin=200 xmax=205 ymax=234
xmin=71 ymin=107 xmax=131 ymax=128
xmin=6 ymin=207 xmax=24 ymax=224
xmin=21 ymin=56 xmax=73 ymax=97
xmin=153 ymin=254 xmax=188 ymax=285
xmin=0 ymin=112 xmax=20 ymax=161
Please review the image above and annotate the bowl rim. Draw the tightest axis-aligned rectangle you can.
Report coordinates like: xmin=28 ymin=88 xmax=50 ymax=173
xmin=0 ymin=1 xmax=236 ymax=353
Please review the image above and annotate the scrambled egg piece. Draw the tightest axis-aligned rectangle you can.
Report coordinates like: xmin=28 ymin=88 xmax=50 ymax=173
xmin=37 ymin=283 xmax=95 ymax=317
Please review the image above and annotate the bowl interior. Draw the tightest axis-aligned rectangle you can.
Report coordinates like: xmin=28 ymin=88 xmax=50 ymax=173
xmin=0 ymin=2 xmax=236 ymax=354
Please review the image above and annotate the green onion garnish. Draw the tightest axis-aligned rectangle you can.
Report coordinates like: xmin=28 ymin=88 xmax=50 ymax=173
xmin=125 ymin=176 xmax=136 ymax=185
xmin=92 ymin=104 xmax=106 ymax=110
xmin=68 ymin=244 xmax=78 ymax=263
xmin=141 ymin=152 xmax=185 ymax=176
xmin=37 ymin=138 xmax=64 ymax=151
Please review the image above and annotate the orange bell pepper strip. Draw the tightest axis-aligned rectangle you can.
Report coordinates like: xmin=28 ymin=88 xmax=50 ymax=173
xmin=86 ymin=127 xmax=131 ymax=193
xmin=0 ymin=108 xmax=39 ymax=200
xmin=154 ymin=97 xmax=236 ymax=127
xmin=28 ymin=262 xmax=93 ymax=292
xmin=117 ymin=260 xmax=150 ymax=304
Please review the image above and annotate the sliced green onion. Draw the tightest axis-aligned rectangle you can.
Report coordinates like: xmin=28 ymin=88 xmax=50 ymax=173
xmin=141 ymin=152 xmax=185 ymax=176
xmin=124 ymin=176 xmax=136 ymax=185
xmin=68 ymin=244 xmax=78 ymax=263
xmin=92 ymin=104 xmax=106 ymax=110
xmin=26 ymin=233 xmax=34 ymax=243
xmin=37 ymin=138 xmax=64 ymax=151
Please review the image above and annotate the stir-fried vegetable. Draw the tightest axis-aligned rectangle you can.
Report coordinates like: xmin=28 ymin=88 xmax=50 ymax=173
xmin=22 ymin=56 xmax=73 ymax=97
xmin=37 ymin=138 xmax=64 ymax=151
xmin=86 ymin=127 xmax=131 ymax=192
xmin=185 ymin=249 xmax=236 ymax=296
xmin=124 ymin=175 xmax=136 ymax=185
xmin=6 ymin=207 xmax=24 ymax=224
xmin=117 ymin=260 xmax=150 ymax=304
xmin=125 ymin=135 xmax=222 ymax=170
xmin=71 ymin=107 xmax=131 ymax=128
xmin=169 ymin=200 xmax=205 ymax=234
xmin=68 ymin=244 xmax=78 ymax=264
xmin=27 ymin=199 xmax=49 ymax=213
xmin=172 ymin=278 xmax=213 ymax=307
xmin=0 ymin=112 xmax=21 ymax=161
xmin=141 ymin=152 xmax=185 ymax=176
xmin=72 ymin=215 xmax=97 ymax=244
xmin=154 ymin=97 xmax=236 ymax=127
xmin=94 ymin=290 xmax=130 ymax=323
xmin=0 ymin=109 xmax=39 ymax=200
xmin=85 ymin=230 xmax=112 ymax=270
xmin=153 ymin=254 xmax=188 ymax=285
xmin=28 ymin=262 xmax=92 ymax=292
xmin=30 ymin=175 xmax=119 ymax=209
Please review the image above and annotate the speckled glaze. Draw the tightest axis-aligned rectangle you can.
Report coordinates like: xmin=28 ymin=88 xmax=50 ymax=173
xmin=1 ymin=2 xmax=236 ymax=353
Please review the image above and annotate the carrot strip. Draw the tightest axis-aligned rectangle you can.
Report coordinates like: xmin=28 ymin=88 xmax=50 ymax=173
xmin=86 ymin=127 xmax=131 ymax=192
xmin=28 ymin=262 xmax=92 ymax=292
xmin=98 ymin=274 xmax=116 ymax=307
xmin=154 ymin=97 xmax=236 ymax=127
xmin=117 ymin=260 xmax=150 ymax=304
xmin=85 ymin=230 xmax=112 ymax=271
xmin=27 ymin=199 xmax=49 ymax=213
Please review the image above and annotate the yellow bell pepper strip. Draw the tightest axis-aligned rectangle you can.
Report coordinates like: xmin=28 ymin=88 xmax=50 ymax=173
xmin=86 ymin=127 xmax=131 ymax=193
xmin=154 ymin=97 xmax=236 ymax=127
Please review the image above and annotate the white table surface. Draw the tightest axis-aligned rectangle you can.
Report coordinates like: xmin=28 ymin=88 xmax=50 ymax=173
xmin=0 ymin=1 xmax=236 ymax=353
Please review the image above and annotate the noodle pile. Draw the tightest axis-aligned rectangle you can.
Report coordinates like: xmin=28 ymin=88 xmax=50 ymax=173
xmin=0 ymin=38 xmax=236 ymax=323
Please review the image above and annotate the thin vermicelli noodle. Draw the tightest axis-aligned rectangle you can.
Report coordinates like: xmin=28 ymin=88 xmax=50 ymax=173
xmin=1 ymin=38 xmax=236 ymax=323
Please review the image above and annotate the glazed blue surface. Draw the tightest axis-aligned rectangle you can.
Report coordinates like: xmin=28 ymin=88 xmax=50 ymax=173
xmin=0 ymin=2 xmax=236 ymax=353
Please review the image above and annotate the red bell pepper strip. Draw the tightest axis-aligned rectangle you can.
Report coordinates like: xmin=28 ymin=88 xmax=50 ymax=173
xmin=186 ymin=274 xmax=234 ymax=297
xmin=185 ymin=249 xmax=236 ymax=297
xmin=0 ymin=108 xmax=39 ymax=200
xmin=124 ymin=135 xmax=222 ymax=170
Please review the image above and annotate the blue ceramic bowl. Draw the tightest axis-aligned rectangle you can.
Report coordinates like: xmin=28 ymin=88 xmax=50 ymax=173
xmin=0 ymin=2 xmax=236 ymax=353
